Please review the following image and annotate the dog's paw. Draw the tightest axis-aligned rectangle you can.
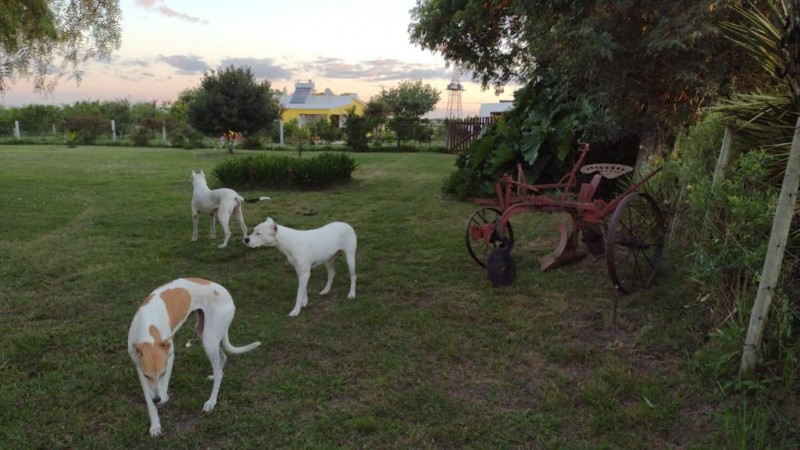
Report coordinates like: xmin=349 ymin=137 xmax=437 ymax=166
xmin=202 ymin=399 xmax=217 ymax=412
xmin=149 ymin=424 xmax=162 ymax=437
xmin=288 ymin=309 xmax=300 ymax=317
xmin=347 ymin=292 xmax=356 ymax=299
xmin=217 ymin=243 xmax=227 ymax=249
xmin=191 ymin=236 xmax=197 ymax=242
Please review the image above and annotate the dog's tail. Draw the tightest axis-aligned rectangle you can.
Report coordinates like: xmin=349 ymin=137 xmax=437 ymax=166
xmin=243 ymin=196 xmax=271 ymax=203
xmin=222 ymin=333 xmax=261 ymax=354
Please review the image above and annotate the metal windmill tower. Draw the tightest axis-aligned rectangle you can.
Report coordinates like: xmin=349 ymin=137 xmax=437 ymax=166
xmin=445 ymin=65 xmax=463 ymax=119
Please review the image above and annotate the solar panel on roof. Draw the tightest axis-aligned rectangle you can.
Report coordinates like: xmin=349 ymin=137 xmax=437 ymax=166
xmin=290 ymin=87 xmax=311 ymax=104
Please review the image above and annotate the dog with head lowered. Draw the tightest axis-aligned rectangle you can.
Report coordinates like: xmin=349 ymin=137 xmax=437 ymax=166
xmin=127 ymin=278 xmax=260 ymax=437
xmin=245 ymin=217 xmax=357 ymax=317
xmin=191 ymin=170 xmax=270 ymax=248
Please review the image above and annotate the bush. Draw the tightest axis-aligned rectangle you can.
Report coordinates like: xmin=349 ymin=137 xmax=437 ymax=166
xmin=170 ymin=124 xmax=205 ymax=150
xmin=240 ymin=135 xmax=263 ymax=150
xmin=63 ymin=114 xmax=106 ymax=145
xmin=211 ymin=152 xmax=357 ymax=190
xmin=131 ymin=126 xmax=151 ymax=147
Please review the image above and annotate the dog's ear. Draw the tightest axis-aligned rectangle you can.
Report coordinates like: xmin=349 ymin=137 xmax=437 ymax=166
xmin=134 ymin=343 xmax=147 ymax=357
xmin=160 ymin=339 xmax=172 ymax=352
xmin=200 ymin=169 xmax=205 ymax=176
xmin=272 ymin=222 xmax=278 ymax=234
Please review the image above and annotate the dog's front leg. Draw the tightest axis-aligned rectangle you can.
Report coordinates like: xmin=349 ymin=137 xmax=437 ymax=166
xmin=137 ymin=370 xmax=162 ymax=437
xmin=159 ymin=353 xmax=174 ymax=405
xmin=290 ymin=268 xmax=311 ymax=316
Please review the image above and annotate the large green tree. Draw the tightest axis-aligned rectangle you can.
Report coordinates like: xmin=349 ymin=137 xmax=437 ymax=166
xmin=0 ymin=0 xmax=121 ymax=94
xmin=409 ymin=0 xmax=763 ymax=151
xmin=372 ymin=80 xmax=440 ymax=147
xmin=187 ymin=66 xmax=281 ymax=153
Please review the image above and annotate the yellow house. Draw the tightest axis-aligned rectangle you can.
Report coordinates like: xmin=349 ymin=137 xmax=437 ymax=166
xmin=278 ymin=80 xmax=366 ymax=128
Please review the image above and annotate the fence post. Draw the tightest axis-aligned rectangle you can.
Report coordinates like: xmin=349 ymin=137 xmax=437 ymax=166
xmin=712 ymin=126 xmax=734 ymax=185
xmin=111 ymin=120 xmax=116 ymax=142
xmin=740 ymin=117 xmax=800 ymax=375
xmin=702 ymin=127 xmax=735 ymax=229
xmin=14 ymin=121 xmax=20 ymax=139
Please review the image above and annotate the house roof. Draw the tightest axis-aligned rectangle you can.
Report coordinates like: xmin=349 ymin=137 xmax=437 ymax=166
xmin=478 ymin=101 xmax=514 ymax=117
xmin=279 ymin=80 xmax=365 ymax=111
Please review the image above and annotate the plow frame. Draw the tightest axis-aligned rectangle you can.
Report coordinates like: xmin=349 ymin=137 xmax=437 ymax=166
xmin=466 ymin=142 xmax=666 ymax=294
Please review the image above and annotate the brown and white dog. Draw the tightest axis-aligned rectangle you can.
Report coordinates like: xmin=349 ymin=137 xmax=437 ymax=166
xmin=127 ymin=278 xmax=261 ymax=437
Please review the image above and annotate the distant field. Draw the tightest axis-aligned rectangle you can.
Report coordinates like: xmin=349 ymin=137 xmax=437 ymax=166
xmin=0 ymin=145 xmax=757 ymax=447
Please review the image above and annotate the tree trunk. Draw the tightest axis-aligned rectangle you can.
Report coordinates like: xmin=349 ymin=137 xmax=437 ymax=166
xmin=633 ymin=131 xmax=665 ymax=176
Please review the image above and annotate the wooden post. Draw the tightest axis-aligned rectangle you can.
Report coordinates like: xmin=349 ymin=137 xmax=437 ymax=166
xmin=701 ymin=126 xmax=735 ymax=234
xmin=740 ymin=117 xmax=800 ymax=375
xmin=712 ymin=126 xmax=734 ymax=185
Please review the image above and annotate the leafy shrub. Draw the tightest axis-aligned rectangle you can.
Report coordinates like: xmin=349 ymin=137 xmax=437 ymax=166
xmin=344 ymin=109 xmax=371 ymax=152
xmin=65 ymin=131 xmax=78 ymax=148
xmin=658 ymin=112 xmax=799 ymax=388
xmin=240 ymin=135 xmax=263 ymax=150
xmin=170 ymin=124 xmax=205 ymax=150
xmin=211 ymin=152 xmax=357 ymax=190
xmin=63 ymin=114 xmax=106 ymax=145
xmin=131 ymin=126 xmax=151 ymax=147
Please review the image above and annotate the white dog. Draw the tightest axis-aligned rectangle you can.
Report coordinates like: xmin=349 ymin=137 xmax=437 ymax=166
xmin=245 ymin=217 xmax=357 ymax=317
xmin=127 ymin=278 xmax=261 ymax=437
xmin=191 ymin=170 xmax=270 ymax=248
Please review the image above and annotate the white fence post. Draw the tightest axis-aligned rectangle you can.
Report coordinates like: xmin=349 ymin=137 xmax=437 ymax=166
xmin=14 ymin=121 xmax=20 ymax=139
xmin=111 ymin=120 xmax=117 ymax=142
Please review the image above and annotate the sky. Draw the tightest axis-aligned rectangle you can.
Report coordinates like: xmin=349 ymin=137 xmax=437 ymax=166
xmin=1 ymin=0 xmax=516 ymax=118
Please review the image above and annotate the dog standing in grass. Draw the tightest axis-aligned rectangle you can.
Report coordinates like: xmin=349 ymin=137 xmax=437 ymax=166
xmin=191 ymin=170 xmax=270 ymax=248
xmin=127 ymin=277 xmax=261 ymax=437
xmin=244 ymin=217 xmax=357 ymax=317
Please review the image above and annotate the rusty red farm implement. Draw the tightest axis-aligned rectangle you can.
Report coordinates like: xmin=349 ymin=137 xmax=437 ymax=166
xmin=465 ymin=142 xmax=666 ymax=294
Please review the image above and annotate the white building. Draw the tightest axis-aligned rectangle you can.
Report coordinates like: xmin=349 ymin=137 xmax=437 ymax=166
xmin=478 ymin=100 xmax=514 ymax=118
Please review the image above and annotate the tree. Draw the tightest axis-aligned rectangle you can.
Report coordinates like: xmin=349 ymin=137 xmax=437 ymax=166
xmin=372 ymin=80 xmax=440 ymax=147
xmin=343 ymin=107 xmax=372 ymax=152
xmin=187 ymin=66 xmax=281 ymax=154
xmin=11 ymin=104 xmax=62 ymax=136
xmin=409 ymin=0 xmax=764 ymax=153
xmin=1 ymin=0 xmax=122 ymax=94
xmin=307 ymin=116 xmax=342 ymax=143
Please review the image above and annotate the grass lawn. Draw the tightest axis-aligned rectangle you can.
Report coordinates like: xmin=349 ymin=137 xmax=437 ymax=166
xmin=0 ymin=145 xmax=747 ymax=448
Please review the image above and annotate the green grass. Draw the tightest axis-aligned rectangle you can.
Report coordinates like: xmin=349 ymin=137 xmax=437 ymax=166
xmin=0 ymin=145 xmax=789 ymax=448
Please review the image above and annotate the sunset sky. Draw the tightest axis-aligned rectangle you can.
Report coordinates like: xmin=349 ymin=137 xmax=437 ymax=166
xmin=1 ymin=0 xmax=517 ymax=117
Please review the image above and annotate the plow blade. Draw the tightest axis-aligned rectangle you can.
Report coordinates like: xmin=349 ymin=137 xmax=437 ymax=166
xmin=539 ymin=220 xmax=586 ymax=271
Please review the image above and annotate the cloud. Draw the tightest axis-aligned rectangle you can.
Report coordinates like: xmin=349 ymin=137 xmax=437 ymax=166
xmin=119 ymin=59 xmax=150 ymax=68
xmin=307 ymin=57 xmax=450 ymax=82
xmin=219 ymin=57 xmax=293 ymax=81
xmin=134 ymin=0 xmax=208 ymax=24
xmin=158 ymin=54 xmax=210 ymax=75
